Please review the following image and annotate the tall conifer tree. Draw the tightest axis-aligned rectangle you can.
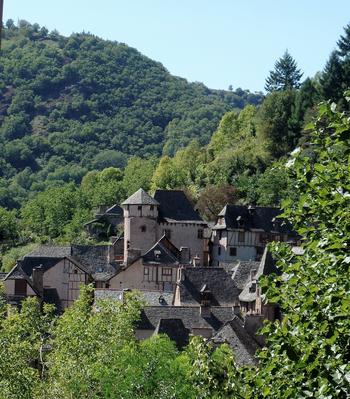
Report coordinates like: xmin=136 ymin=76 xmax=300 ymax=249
xmin=265 ymin=50 xmax=303 ymax=92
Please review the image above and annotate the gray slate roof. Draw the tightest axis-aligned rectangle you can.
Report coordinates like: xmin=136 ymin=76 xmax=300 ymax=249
xmin=142 ymin=235 xmax=180 ymax=265
xmin=154 ymin=190 xmax=204 ymax=223
xmin=177 ymin=267 xmax=240 ymax=306
xmin=153 ymin=319 xmax=189 ymax=349
xmin=95 ymin=289 xmax=173 ymax=306
xmin=239 ymin=248 xmax=280 ymax=302
xmin=215 ymin=205 xmax=294 ymax=234
xmin=5 ymin=244 xmax=121 ymax=283
xmin=138 ymin=306 xmax=235 ymax=332
xmin=232 ymin=261 xmax=261 ymax=290
xmin=210 ymin=317 xmax=261 ymax=365
xmin=122 ymin=188 xmax=159 ymax=206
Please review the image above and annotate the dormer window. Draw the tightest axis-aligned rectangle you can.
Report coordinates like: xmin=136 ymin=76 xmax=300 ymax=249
xmin=200 ymin=285 xmax=211 ymax=307
xmin=236 ymin=215 xmax=244 ymax=227
xmin=154 ymin=250 xmax=161 ymax=259
xmin=248 ymin=205 xmax=256 ymax=215
xmin=249 ymin=282 xmax=257 ymax=293
xmin=272 ymin=217 xmax=280 ymax=230
xmin=218 ymin=217 xmax=225 ymax=225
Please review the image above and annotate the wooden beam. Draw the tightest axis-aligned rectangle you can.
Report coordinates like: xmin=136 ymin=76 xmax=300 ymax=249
xmin=0 ymin=0 xmax=3 ymax=50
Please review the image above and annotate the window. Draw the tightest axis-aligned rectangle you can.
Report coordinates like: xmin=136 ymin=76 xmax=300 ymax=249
xmin=15 ymin=279 xmax=27 ymax=296
xmin=238 ymin=231 xmax=245 ymax=243
xmin=144 ymin=267 xmax=149 ymax=276
xmin=162 ymin=268 xmax=172 ymax=276
xmin=163 ymin=229 xmax=171 ymax=239
xmin=218 ymin=230 xmax=222 ymax=240
xmin=138 ymin=205 xmax=142 ymax=216
xmin=198 ymin=229 xmax=203 ymax=239
xmin=218 ymin=247 xmax=221 ymax=256
xmin=140 ymin=225 xmax=146 ymax=232
xmin=150 ymin=205 xmax=154 ymax=211
xmin=229 ymin=247 xmax=237 ymax=256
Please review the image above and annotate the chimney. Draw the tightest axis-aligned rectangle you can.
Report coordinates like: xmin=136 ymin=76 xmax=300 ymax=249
xmin=250 ymin=269 xmax=257 ymax=281
xmin=233 ymin=300 xmax=241 ymax=316
xmin=32 ymin=265 xmax=44 ymax=297
xmin=199 ymin=285 xmax=211 ymax=317
xmin=248 ymin=205 xmax=256 ymax=216
xmin=192 ymin=255 xmax=200 ymax=267
xmin=180 ymin=247 xmax=190 ymax=264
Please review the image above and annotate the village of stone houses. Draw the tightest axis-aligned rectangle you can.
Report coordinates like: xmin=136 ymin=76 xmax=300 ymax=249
xmin=0 ymin=9 xmax=349 ymax=399
xmin=2 ymin=188 xmax=300 ymax=362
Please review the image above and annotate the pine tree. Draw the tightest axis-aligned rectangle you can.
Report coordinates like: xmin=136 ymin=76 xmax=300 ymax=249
xmin=265 ymin=50 xmax=303 ymax=92
xmin=337 ymin=22 xmax=350 ymax=57
xmin=320 ymin=51 xmax=344 ymax=103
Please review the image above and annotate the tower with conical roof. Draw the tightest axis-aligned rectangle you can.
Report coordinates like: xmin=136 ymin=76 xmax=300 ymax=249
xmin=121 ymin=188 xmax=159 ymax=263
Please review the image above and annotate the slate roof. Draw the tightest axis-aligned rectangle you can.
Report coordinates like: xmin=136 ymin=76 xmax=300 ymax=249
xmin=232 ymin=261 xmax=261 ymax=290
xmin=210 ymin=317 xmax=261 ymax=365
xmin=105 ymin=204 xmax=123 ymax=215
xmin=5 ymin=244 xmax=121 ymax=283
xmin=95 ymin=289 xmax=174 ymax=306
xmin=215 ymin=205 xmax=294 ymax=234
xmin=138 ymin=306 xmax=235 ymax=332
xmin=28 ymin=246 xmax=72 ymax=258
xmin=122 ymin=188 xmax=159 ymax=206
xmin=154 ymin=189 xmax=204 ymax=223
xmin=70 ymin=245 xmax=119 ymax=281
xmin=239 ymin=248 xmax=280 ymax=302
xmin=142 ymin=235 xmax=180 ymax=265
xmin=153 ymin=319 xmax=189 ymax=349
xmin=177 ymin=267 xmax=240 ymax=306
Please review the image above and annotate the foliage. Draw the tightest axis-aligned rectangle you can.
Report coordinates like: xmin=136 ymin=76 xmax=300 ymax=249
xmin=196 ymin=185 xmax=238 ymax=221
xmin=0 ymin=298 xmax=55 ymax=399
xmin=0 ymin=20 xmax=263 ymax=208
xmin=1 ymin=243 xmax=39 ymax=272
xmin=252 ymin=98 xmax=350 ymax=398
xmin=122 ymin=157 xmax=156 ymax=196
xmin=265 ymin=50 xmax=303 ymax=92
xmin=0 ymin=207 xmax=19 ymax=243
xmin=257 ymin=89 xmax=301 ymax=159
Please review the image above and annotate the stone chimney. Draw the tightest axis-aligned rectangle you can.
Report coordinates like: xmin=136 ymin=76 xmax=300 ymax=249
xmin=180 ymin=247 xmax=190 ymax=264
xmin=32 ymin=264 xmax=44 ymax=297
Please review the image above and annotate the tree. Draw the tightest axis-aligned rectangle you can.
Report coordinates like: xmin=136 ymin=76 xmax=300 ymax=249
xmin=249 ymin=98 xmax=350 ymax=398
xmin=337 ymin=22 xmax=350 ymax=57
xmin=257 ymin=90 xmax=301 ymax=158
xmin=320 ymin=51 xmax=344 ymax=103
xmin=0 ymin=207 xmax=19 ymax=244
xmin=122 ymin=157 xmax=156 ymax=196
xmin=0 ymin=298 xmax=55 ymax=399
xmin=196 ymin=185 xmax=237 ymax=221
xmin=265 ymin=50 xmax=303 ymax=92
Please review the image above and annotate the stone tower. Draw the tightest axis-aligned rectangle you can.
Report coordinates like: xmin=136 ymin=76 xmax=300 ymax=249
xmin=121 ymin=188 xmax=159 ymax=263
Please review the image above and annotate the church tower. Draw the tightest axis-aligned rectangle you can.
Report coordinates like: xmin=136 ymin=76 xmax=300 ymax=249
xmin=121 ymin=188 xmax=159 ymax=263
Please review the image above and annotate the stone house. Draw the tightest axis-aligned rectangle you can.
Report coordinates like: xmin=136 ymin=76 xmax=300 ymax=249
xmin=211 ymin=204 xmax=296 ymax=265
xmin=122 ymin=188 xmax=208 ymax=266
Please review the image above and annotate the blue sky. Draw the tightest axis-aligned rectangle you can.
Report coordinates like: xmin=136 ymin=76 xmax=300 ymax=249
xmin=4 ymin=0 xmax=350 ymax=92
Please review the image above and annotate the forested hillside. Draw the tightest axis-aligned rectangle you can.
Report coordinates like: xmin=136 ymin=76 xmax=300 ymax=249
xmin=1 ymin=20 xmax=350 ymax=270
xmin=0 ymin=20 xmax=262 ymax=207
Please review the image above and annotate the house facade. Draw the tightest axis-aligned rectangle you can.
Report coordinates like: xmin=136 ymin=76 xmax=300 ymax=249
xmin=211 ymin=205 xmax=296 ymax=265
